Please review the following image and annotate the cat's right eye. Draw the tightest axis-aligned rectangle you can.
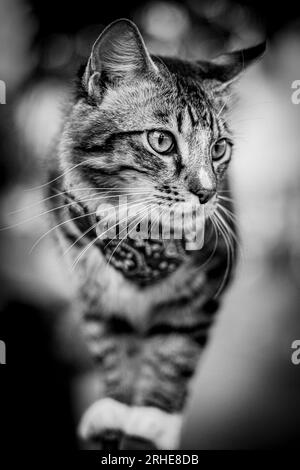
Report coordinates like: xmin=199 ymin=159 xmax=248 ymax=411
xmin=147 ymin=130 xmax=175 ymax=155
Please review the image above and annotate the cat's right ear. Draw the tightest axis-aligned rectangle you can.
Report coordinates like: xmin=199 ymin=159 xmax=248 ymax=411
xmin=82 ymin=19 xmax=158 ymax=99
xmin=199 ymin=41 xmax=266 ymax=89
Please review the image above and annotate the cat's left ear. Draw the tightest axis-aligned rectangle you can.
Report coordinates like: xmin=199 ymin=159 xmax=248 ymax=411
xmin=201 ymin=41 xmax=266 ymax=86
xmin=83 ymin=19 xmax=158 ymax=98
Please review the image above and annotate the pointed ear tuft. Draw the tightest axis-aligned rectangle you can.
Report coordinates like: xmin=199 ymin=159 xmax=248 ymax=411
xmin=83 ymin=19 xmax=158 ymax=95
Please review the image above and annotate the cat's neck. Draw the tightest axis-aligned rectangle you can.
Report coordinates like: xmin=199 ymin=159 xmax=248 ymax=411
xmin=54 ymin=187 xmax=189 ymax=286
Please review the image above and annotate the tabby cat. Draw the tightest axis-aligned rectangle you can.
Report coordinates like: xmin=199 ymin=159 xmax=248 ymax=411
xmin=49 ymin=19 xmax=265 ymax=449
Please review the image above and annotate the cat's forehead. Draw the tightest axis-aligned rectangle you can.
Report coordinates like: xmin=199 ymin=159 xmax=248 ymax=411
xmin=98 ymin=75 xmax=217 ymax=134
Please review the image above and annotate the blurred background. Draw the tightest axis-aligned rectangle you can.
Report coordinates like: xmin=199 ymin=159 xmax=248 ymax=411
xmin=0 ymin=0 xmax=300 ymax=450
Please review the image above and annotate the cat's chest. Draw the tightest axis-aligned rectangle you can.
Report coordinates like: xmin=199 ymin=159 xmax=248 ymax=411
xmin=97 ymin=237 xmax=187 ymax=286
xmin=73 ymin=244 xmax=204 ymax=330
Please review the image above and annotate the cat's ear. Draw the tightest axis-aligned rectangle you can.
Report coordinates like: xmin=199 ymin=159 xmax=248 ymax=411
xmin=83 ymin=19 xmax=158 ymax=97
xmin=200 ymin=41 xmax=266 ymax=85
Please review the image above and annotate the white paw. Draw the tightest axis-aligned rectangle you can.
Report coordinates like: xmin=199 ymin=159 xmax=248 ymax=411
xmin=78 ymin=397 xmax=129 ymax=441
xmin=78 ymin=398 xmax=182 ymax=450
xmin=125 ymin=407 xmax=182 ymax=450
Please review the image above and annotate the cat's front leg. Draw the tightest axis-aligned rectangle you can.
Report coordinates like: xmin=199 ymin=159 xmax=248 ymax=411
xmin=128 ymin=333 xmax=203 ymax=449
xmin=134 ymin=334 xmax=202 ymax=410
xmin=78 ymin=333 xmax=202 ymax=450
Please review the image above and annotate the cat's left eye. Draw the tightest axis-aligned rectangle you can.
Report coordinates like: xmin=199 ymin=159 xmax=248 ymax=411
xmin=147 ymin=130 xmax=175 ymax=154
xmin=211 ymin=138 xmax=231 ymax=161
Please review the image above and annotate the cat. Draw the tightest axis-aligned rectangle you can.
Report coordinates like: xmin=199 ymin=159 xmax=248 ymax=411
xmin=48 ymin=19 xmax=265 ymax=449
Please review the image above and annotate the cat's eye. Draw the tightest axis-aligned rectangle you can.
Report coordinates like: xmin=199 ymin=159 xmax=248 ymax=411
xmin=147 ymin=130 xmax=175 ymax=154
xmin=211 ymin=138 xmax=230 ymax=161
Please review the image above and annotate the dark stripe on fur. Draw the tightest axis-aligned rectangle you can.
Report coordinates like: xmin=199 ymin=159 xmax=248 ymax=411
xmin=177 ymin=110 xmax=183 ymax=133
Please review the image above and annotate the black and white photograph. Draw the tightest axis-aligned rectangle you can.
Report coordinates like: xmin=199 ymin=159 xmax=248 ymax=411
xmin=0 ymin=0 xmax=300 ymax=456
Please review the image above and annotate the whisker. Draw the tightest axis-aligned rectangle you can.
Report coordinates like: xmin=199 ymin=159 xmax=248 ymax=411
xmin=25 ymin=162 xmax=87 ymax=191
xmin=195 ymin=215 xmax=219 ymax=270
xmin=148 ymin=203 xmax=167 ymax=241
xmin=8 ymin=189 xmax=154 ymax=216
xmin=106 ymin=203 xmax=154 ymax=268
xmin=218 ymin=195 xmax=234 ymax=203
xmin=151 ymin=206 xmax=162 ymax=236
xmin=64 ymin=220 xmax=100 ymax=255
xmin=217 ymin=206 xmax=245 ymax=266
xmin=212 ymin=214 xmax=232 ymax=298
xmin=29 ymin=209 xmax=97 ymax=254
xmin=65 ymin=197 xmax=155 ymax=256
xmin=217 ymin=189 xmax=234 ymax=194
xmin=29 ymin=195 xmax=154 ymax=253
xmin=214 ymin=209 xmax=239 ymax=248
xmin=102 ymin=198 xmax=155 ymax=251
xmin=24 ymin=160 xmax=150 ymax=192
xmin=215 ymin=219 xmax=236 ymax=270
xmin=71 ymin=200 xmax=155 ymax=269
xmin=1 ymin=192 xmax=155 ymax=232
xmin=217 ymin=203 xmax=237 ymax=222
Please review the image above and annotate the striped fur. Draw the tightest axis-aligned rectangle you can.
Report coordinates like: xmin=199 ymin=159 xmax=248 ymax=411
xmin=49 ymin=20 xmax=265 ymax=448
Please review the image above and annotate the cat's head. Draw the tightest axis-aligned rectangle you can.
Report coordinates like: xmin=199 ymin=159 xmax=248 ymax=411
xmin=60 ymin=19 xmax=265 ymax=242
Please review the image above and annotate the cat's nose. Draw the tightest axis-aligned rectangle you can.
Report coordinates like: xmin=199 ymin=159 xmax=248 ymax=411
xmin=187 ymin=166 xmax=216 ymax=204
xmin=197 ymin=188 xmax=215 ymax=204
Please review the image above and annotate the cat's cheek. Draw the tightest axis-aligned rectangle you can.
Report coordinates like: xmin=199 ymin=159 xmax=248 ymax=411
xmin=203 ymin=196 xmax=218 ymax=218
xmin=214 ymin=163 xmax=229 ymax=180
